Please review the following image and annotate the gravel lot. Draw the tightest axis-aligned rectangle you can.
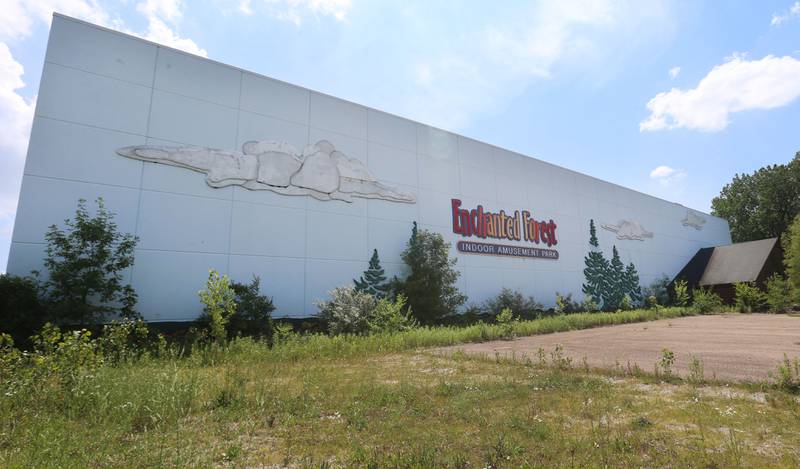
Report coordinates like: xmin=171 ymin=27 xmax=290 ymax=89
xmin=443 ymin=314 xmax=800 ymax=382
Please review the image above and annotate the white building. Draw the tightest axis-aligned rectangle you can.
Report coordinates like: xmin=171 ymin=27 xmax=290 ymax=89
xmin=6 ymin=15 xmax=732 ymax=322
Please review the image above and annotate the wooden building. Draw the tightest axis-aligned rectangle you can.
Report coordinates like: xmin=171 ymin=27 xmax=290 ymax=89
xmin=672 ymin=238 xmax=784 ymax=303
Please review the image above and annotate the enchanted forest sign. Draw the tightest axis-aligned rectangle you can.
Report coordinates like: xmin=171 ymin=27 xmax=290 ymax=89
xmin=451 ymin=199 xmax=559 ymax=260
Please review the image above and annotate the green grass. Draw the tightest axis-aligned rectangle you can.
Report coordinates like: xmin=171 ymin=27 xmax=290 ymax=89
xmin=3 ymin=307 xmax=800 ymax=467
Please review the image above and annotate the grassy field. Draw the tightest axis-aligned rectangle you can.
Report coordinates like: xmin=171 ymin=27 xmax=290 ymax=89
xmin=2 ymin=309 xmax=800 ymax=467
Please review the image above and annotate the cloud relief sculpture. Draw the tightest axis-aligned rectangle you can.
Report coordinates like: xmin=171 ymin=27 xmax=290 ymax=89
xmin=116 ymin=140 xmax=416 ymax=203
xmin=601 ymin=220 xmax=654 ymax=241
xmin=682 ymin=210 xmax=706 ymax=230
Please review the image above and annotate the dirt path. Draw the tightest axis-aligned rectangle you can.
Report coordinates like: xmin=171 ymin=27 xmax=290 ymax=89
xmin=441 ymin=314 xmax=800 ymax=382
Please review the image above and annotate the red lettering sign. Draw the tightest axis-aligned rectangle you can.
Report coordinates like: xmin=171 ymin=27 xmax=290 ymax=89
xmin=451 ymin=199 xmax=558 ymax=247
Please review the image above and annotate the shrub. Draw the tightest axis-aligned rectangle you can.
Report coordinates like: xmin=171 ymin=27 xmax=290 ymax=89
xmin=776 ymin=354 xmax=800 ymax=393
xmin=484 ymin=288 xmax=543 ymax=319
xmin=198 ymin=270 xmax=237 ymax=344
xmin=642 ymin=275 xmax=671 ymax=306
xmin=0 ymin=274 xmax=48 ymax=349
xmin=620 ymin=295 xmax=633 ymax=311
xmin=317 ymin=286 xmax=377 ymax=335
xmin=369 ymin=294 xmax=416 ymax=334
xmin=645 ymin=295 xmax=659 ymax=309
xmin=98 ymin=318 xmax=164 ymax=363
xmin=41 ymin=198 xmax=139 ymax=325
xmin=581 ymin=296 xmax=600 ymax=312
xmin=765 ymin=274 xmax=792 ymax=313
xmin=692 ymin=287 xmax=723 ymax=314
xmin=495 ymin=307 xmax=516 ymax=339
xmin=555 ymin=292 xmax=581 ymax=314
xmin=393 ymin=222 xmax=467 ymax=323
xmin=734 ymin=282 xmax=767 ymax=313
xmin=673 ymin=279 xmax=690 ymax=307
xmin=229 ymin=276 xmax=275 ymax=343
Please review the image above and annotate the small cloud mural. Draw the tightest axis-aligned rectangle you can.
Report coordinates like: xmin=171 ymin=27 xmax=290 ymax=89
xmin=682 ymin=210 xmax=706 ymax=230
xmin=601 ymin=219 xmax=654 ymax=241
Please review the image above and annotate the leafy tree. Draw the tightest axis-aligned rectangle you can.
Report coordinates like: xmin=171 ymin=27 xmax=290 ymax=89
xmin=394 ymin=222 xmax=467 ymax=324
xmin=765 ymin=274 xmax=792 ymax=313
xmin=582 ymin=220 xmax=609 ymax=306
xmin=784 ymin=214 xmax=800 ymax=300
xmin=42 ymin=198 xmax=138 ymax=325
xmin=198 ymin=270 xmax=237 ymax=344
xmin=711 ymin=152 xmax=800 ymax=242
xmin=354 ymin=249 xmax=389 ymax=298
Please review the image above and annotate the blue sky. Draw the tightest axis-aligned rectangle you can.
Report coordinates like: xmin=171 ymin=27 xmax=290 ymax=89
xmin=1 ymin=0 xmax=800 ymax=272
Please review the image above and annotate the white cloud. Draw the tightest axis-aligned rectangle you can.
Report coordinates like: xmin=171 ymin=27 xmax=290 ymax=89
xmin=640 ymin=55 xmax=800 ymax=132
xmin=668 ymin=66 xmax=680 ymax=79
xmin=262 ymin=0 xmax=352 ymax=25
xmin=0 ymin=42 xmax=36 ymax=271
xmin=0 ymin=0 xmax=206 ymax=57
xmin=649 ymin=165 xmax=686 ymax=186
xmin=0 ymin=0 xmax=113 ymax=41
xmin=396 ymin=0 xmax=670 ymax=129
xmin=771 ymin=2 xmax=800 ymax=26
xmin=136 ymin=0 xmax=207 ymax=56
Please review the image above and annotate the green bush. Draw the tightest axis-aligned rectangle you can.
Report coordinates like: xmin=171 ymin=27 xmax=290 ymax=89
xmin=483 ymin=288 xmax=543 ymax=319
xmin=228 ymin=276 xmax=275 ymax=342
xmin=734 ymin=282 xmax=767 ymax=313
xmin=642 ymin=275 xmax=671 ymax=306
xmin=645 ymin=295 xmax=659 ymax=309
xmin=620 ymin=295 xmax=633 ymax=311
xmin=673 ymin=279 xmax=690 ymax=307
xmin=368 ymin=294 xmax=416 ymax=334
xmin=555 ymin=292 xmax=580 ymax=314
xmin=495 ymin=307 xmax=516 ymax=339
xmin=692 ymin=287 xmax=723 ymax=314
xmin=581 ymin=296 xmax=600 ymax=312
xmin=197 ymin=276 xmax=276 ymax=343
xmin=198 ymin=270 xmax=237 ymax=344
xmin=0 ymin=274 xmax=48 ymax=349
xmin=98 ymin=318 xmax=165 ymax=363
xmin=317 ymin=286 xmax=377 ymax=335
xmin=765 ymin=274 xmax=792 ymax=313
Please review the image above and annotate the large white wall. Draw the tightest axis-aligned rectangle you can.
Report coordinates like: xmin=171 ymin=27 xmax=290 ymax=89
xmin=7 ymin=15 xmax=732 ymax=321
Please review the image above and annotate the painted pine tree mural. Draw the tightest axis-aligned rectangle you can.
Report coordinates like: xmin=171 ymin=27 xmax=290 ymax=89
xmin=624 ymin=262 xmax=642 ymax=303
xmin=582 ymin=220 xmax=608 ymax=306
xmin=603 ymin=246 xmax=627 ymax=310
xmin=582 ymin=220 xmax=643 ymax=311
xmin=354 ymin=249 xmax=389 ymax=298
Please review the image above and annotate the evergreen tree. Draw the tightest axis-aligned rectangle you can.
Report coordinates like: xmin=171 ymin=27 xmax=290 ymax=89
xmin=354 ymin=249 xmax=389 ymax=298
xmin=603 ymin=246 xmax=626 ymax=310
xmin=394 ymin=222 xmax=466 ymax=323
xmin=582 ymin=220 xmax=609 ymax=307
xmin=624 ymin=262 xmax=642 ymax=304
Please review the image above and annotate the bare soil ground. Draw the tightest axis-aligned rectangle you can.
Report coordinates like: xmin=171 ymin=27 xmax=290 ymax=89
xmin=441 ymin=314 xmax=800 ymax=382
